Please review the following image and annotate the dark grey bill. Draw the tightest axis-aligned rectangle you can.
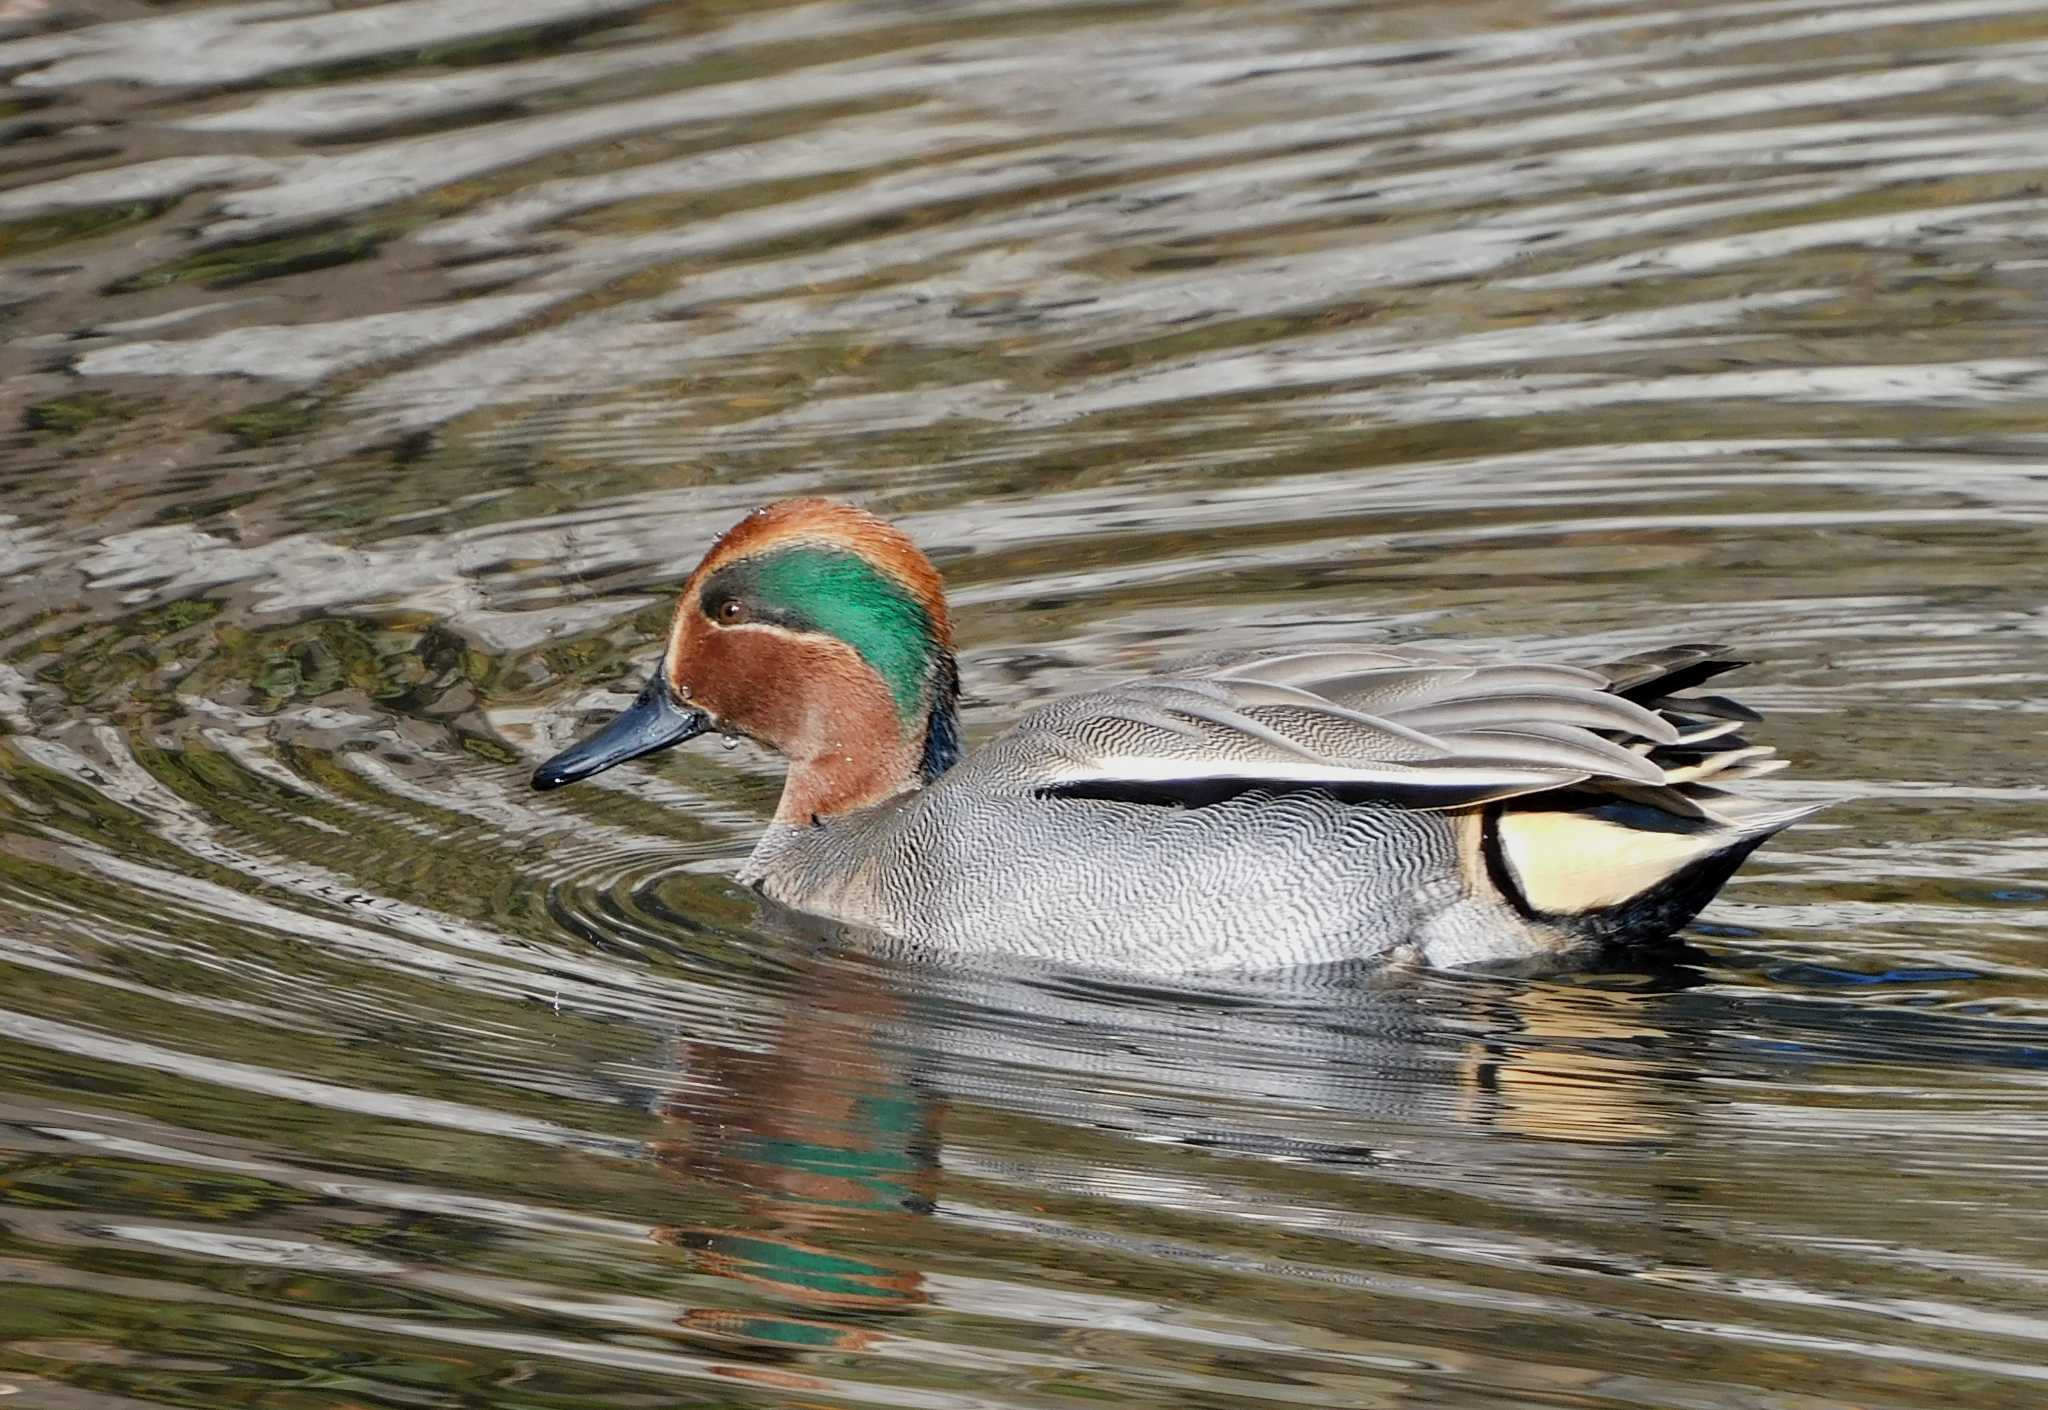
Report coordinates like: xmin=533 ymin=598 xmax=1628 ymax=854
xmin=531 ymin=660 xmax=711 ymax=791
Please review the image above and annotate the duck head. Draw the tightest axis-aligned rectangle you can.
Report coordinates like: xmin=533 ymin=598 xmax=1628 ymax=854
xmin=531 ymin=499 xmax=960 ymax=824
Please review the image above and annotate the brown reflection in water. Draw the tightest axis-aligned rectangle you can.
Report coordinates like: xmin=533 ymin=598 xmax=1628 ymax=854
xmin=1457 ymin=979 xmax=1677 ymax=1144
xmin=648 ymin=960 xmax=936 ymax=1357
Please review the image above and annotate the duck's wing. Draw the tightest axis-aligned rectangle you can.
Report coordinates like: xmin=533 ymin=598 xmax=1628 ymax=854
xmin=970 ymin=642 xmax=1786 ymax=817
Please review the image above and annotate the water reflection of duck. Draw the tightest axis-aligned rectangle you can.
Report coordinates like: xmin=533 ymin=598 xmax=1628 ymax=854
xmin=535 ymin=499 xmax=1821 ymax=972
xmin=650 ymin=958 xmax=934 ymax=1357
xmin=643 ymin=946 xmax=1692 ymax=1361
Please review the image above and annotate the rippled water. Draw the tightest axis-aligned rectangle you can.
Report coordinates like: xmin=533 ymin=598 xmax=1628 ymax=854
xmin=3 ymin=0 xmax=2048 ymax=1406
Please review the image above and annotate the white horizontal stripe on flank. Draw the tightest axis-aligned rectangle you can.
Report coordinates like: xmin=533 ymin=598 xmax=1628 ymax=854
xmin=1045 ymin=759 xmax=1580 ymax=788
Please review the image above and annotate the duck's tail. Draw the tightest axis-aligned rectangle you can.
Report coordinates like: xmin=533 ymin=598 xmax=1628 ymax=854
xmin=1486 ymin=645 xmax=1825 ymax=946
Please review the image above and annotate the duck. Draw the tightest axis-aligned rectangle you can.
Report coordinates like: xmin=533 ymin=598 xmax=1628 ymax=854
xmin=531 ymin=498 xmax=1822 ymax=972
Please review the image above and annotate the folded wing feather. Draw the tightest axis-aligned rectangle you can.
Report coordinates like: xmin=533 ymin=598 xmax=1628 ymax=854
xmin=998 ymin=643 xmax=1744 ymax=813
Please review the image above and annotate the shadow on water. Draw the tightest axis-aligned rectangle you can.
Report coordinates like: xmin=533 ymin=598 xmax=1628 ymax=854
xmin=3 ymin=0 xmax=2048 ymax=1405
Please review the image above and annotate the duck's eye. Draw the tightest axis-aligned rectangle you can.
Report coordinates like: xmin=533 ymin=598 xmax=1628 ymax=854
xmin=717 ymin=598 xmax=749 ymax=625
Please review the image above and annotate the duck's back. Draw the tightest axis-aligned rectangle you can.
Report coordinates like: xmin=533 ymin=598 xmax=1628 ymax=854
xmin=744 ymin=644 xmax=1821 ymax=972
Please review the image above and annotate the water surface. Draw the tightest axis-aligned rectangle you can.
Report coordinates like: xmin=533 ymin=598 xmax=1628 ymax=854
xmin=3 ymin=1 xmax=2048 ymax=1407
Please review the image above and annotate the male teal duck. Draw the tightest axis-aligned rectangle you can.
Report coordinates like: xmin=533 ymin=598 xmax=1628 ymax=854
xmin=532 ymin=499 xmax=1821 ymax=972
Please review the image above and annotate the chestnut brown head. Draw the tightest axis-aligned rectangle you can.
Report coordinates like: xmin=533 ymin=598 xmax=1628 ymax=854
xmin=533 ymin=500 xmax=959 ymax=823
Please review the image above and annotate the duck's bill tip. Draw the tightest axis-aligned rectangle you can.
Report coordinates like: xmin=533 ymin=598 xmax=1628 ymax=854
xmin=530 ymin=669 xmax=711 ymax=791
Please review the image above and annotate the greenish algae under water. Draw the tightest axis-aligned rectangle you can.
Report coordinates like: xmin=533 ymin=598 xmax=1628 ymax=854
xmin=2 ymin=1 xmax=2048 ymax=1407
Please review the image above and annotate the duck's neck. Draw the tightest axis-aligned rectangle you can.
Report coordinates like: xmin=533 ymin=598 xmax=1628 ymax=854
xmin=917 ymin=653 xmax=962 ymax=784
xmin=774 ymin=650 xmax=961 ymax=827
